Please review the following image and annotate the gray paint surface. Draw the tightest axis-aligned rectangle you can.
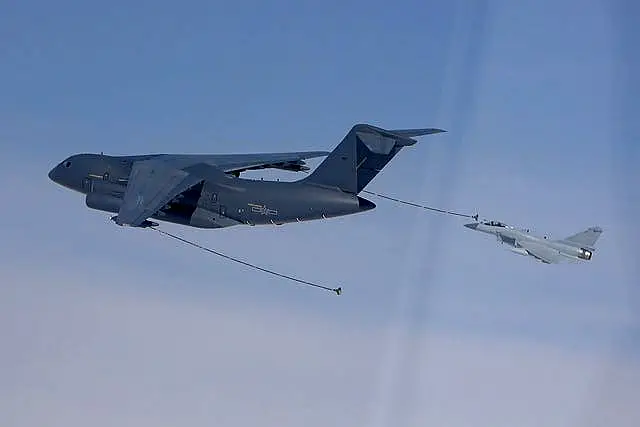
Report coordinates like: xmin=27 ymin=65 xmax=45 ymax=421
xmin=48 ymin=123 xmax=445 ymax=229
xmin=464 ymin=220 xmax=603 ymax=264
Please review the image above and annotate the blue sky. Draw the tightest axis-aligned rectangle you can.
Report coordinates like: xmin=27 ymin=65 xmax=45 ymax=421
xmin=1 ymin=0 xmax=639 ymax=426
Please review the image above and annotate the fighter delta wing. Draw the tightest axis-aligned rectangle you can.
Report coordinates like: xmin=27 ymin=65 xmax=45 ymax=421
xmin=516 ymin=240 xmax=572 ymax=264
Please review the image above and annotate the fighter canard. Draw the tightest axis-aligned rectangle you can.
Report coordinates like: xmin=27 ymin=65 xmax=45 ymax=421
xmin=464 ymin=220 xmax=603 ymax=264
xmin=48 ymin=123 xmax=446 ymax=229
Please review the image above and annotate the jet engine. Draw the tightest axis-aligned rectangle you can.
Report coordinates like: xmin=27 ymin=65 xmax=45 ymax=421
xmin=85 ymin=192 xmax=196 ymax=227
xmin=85 ymin=192 xmax=122 ymax=213
xmin=577 ymin=248 xmax=593 ymax=260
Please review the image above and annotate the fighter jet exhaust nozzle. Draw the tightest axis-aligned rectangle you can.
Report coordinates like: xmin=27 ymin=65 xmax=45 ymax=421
xmin=577 ymin=248 xmax=593 ymax=260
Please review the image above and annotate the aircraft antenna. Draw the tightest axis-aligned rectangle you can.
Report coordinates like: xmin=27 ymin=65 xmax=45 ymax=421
xmin=150 ymin=226 xmax=342 ymax=296
xmin=361 ymin=190 xmax=479 ymax=221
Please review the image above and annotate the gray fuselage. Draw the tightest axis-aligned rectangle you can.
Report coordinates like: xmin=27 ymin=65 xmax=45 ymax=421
xmin=48 ymin=153 xmax=375 ymax=228
xmin=464 ymin=221 xmax=594 ymax=262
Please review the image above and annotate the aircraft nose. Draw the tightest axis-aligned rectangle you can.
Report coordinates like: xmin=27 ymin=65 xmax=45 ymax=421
xmin=464 ymin=222 xmax=479 ymax=230
xmin=48 ymin=165 xmax=58 ymax=182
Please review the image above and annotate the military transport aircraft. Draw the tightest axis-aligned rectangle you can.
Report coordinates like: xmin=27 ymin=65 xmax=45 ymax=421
xmin=48 ymin=123 xmax=446 ymax=229
xmin=464 ymin=220 xmax=603 ymax=264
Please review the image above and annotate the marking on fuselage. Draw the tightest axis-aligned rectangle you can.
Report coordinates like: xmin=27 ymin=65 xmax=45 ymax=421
xmin=247 ymin=203 xmax=278 ymax=216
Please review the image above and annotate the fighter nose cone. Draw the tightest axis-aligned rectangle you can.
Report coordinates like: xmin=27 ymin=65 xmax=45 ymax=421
xmin=464 ymin=223 xmax=478 ymax=230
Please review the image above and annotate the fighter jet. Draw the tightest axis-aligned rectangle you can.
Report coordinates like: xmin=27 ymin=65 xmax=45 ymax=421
xmin=48 ymin=123 xmax=445 ymax=229
xmin=464 ymin=220 xmax=603 ymax=264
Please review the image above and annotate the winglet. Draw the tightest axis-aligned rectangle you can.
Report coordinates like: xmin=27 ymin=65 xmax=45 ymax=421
xmin=386 ymin=128 xmax=447 ymax=138
xmin=356 ymin=124 xmax=446 ymax=146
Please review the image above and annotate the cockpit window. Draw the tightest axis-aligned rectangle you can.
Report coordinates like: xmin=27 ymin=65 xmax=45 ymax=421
xmin=482 ymin=220 xmax=506 ymax=227
xmin=64 ymin=161 xmax=72 ymax=168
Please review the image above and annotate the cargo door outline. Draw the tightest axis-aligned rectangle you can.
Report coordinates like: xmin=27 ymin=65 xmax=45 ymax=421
xmin=83 ymin=177 xmax=93 ymax=192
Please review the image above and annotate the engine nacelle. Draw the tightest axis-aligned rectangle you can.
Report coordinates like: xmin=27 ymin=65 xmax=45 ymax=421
xmin=86 ymin=192 xmax=194 ymax=227
xmin=508 ymin=247 xmax=528 ymax=256
xmin=86 ymin=193 xmax=123 ymax=213
xmin=91 ymin=180 xmax=127 ymax=197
